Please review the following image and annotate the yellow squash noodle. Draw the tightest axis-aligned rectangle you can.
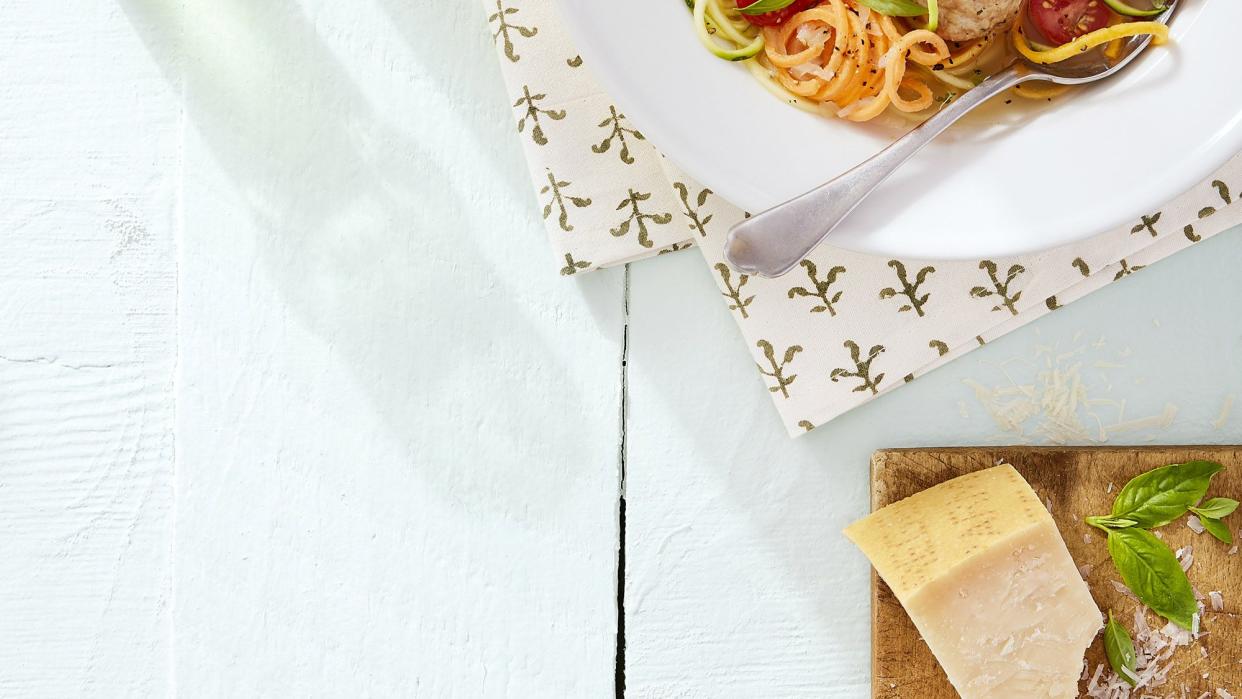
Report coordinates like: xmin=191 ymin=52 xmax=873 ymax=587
xmin=758 ymin=0 xmax=949 ymax=122
xmin=1012 ymin=20 xmax=1169 ymax=64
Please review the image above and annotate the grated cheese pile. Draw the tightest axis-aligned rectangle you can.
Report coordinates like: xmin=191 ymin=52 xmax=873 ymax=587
xmin=964 ymin=336 xmax=1177 ymax=444
xmin=1084 ymin=607 xmax=1211 ymax=698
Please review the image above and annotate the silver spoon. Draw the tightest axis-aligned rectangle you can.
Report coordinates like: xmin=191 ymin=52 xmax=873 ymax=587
xmin=724 ymin=8 xmax=1176 ymax=277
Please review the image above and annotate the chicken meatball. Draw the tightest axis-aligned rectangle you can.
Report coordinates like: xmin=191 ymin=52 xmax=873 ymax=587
xmin=930 ymin=0 xmax=1022 ymax=41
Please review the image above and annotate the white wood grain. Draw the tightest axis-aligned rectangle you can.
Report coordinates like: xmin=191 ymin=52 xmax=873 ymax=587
xmin=0 ymin=1 xmax=178 ymax=695
xmin=624 ymin=231 xmax=1242 ymax=697
xmin=167 ymin=0 xmax=624 ymax=695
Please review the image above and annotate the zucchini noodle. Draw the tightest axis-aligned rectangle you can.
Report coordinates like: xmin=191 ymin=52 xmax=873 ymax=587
xmin=943 ymin=33 xmax=996 ymax=73
xmin=924 ymin=0 xmax=939 ymax=32
xmin=1012 ymin=20 xmax=1168 ymax=64
xmin=920 ymin=32 xmax=999 ymax=90
xmin=694 ymin=0 xmax=765 ymax=60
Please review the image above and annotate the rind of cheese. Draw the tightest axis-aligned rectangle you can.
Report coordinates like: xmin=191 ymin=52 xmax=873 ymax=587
xmin=845 ymin=464 xmax=1103 ymax=699
xmin=846 ymin=464 xmax=1052 ymax=599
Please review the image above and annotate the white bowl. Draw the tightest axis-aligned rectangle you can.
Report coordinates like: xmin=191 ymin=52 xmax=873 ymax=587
xmin=559 ymin=0 xmax=1242 ymax=259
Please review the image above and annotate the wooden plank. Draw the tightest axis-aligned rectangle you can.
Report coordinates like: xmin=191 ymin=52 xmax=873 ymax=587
xmin=624 ymin=252 xmax=875 ymax=697
xmin=871 ymin=446 xmax=1242 ymax=698
xmin=168 ymin=0 xmax=625 ymax=695
xmin=0 ymin=1 xmax=178 ymax=694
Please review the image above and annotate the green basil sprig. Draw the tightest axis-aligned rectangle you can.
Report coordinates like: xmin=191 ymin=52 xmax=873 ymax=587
xmin=736 ymin=0 xmax=799 ymax=15
xmin=1104 ymin=612 xmax=1137 ymax=686
xmin=1085 ymin=460 xmax=1232 ymax=631
xmin=1108 ymin=460 xmax=1223 ymax=528
xmin=1107 ymin=528 xmax=1198 ymax=629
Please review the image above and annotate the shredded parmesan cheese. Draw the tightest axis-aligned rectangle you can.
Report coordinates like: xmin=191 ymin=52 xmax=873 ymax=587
xmin=790 ymin=62 xmax=837 ymax=81
xmin=1188 ymin=516 xmax=1206 ymax=535
xmin=1111 ymin=580 xmax=1138 ymax=601
xmin=1212 ymin=395 xmax=1234 ymax=430
xmin=1086 ymin=606 xmax=1214 ymax=698
xmin=1176 ymin=545 xmax=1194 ymax=572
xmin=836 ymin=97 xmax=875 ymax=118
xmin=795 ymin=24 xmax=831 ymax=48
xmin=964 ymin=338 xmax=1176 ymax=444
xmin=1208 ymin=591 xmax=1224 ymax=612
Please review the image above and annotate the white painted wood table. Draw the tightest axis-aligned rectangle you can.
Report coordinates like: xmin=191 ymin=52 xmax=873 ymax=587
xmin=3 ymin=2 xmax=1240 ymax=697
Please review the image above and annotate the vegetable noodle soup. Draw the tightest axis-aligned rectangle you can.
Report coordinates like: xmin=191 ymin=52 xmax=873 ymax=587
xmin=689 ymin=0 xmax=1170 ymax=123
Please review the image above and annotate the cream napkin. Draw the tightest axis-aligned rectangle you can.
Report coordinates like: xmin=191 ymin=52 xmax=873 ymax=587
xmin=485 ymin=0 xmax=1242 ymax=434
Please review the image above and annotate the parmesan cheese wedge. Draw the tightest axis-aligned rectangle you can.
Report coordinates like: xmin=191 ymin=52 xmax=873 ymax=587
xmin=845 ymin=464 xmax=1102 ymax=698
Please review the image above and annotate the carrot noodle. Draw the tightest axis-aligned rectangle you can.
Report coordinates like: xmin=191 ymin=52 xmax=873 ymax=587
xmin=754 ymin=0 xmax=949 ymax=122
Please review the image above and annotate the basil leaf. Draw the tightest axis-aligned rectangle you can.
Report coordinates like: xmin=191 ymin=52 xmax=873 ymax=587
xmin=1104 ymin=612 xmax=1137 ymax=686
xmin=736 ymin=0 xmax=798 ymax=15
xmin=1198 ymin=515 xmax=1234 ymax=545
xmin=1191 ymin=497 xmax=1239 ymax=519
xmin=1107 ymin=528 xmax=1198 ymax=629
xmin=855 ymin=0 xmax=929 ymax=17
xmin=1110 ymin=460 xmax=1223 ymax=528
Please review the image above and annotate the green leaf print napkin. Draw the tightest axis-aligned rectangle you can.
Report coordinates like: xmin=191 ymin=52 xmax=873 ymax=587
xmin=485 ymin=0 xmax=1242 ymax=435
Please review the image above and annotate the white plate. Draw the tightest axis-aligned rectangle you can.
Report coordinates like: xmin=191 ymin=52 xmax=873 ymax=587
xmin=559 ymin=0 xmax=1242 ymax=259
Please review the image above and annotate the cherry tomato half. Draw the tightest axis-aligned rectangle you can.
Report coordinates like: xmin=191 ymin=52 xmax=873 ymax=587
xmin=1028 ymin=0 xmax=1112 ymax=45
xmin=736 ymin=0 xmax=819 ymax=26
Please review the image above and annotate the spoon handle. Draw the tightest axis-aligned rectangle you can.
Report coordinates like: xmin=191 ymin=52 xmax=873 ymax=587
xmin=724 ymin=66 xmax=1028 ymax=278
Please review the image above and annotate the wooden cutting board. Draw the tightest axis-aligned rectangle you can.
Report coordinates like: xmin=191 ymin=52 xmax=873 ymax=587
xmin=870 ymin=447 xmax=1242 ymax=698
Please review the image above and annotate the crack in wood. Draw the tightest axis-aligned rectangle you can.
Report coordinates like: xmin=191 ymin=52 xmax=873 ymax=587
xmin=616 ymin=264 xmax=630 ymax=699
xmin=0 ymin=354 xmax=118 ymax=371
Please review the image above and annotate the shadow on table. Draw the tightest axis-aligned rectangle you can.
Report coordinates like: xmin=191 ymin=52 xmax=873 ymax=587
xmin=115 ymin=0 xmax=627 ymax=521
